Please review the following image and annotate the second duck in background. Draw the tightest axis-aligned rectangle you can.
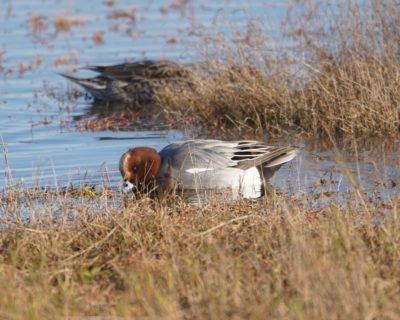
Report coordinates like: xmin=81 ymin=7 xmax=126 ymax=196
xmin=61 ymin=60 xmax=200 ymax=105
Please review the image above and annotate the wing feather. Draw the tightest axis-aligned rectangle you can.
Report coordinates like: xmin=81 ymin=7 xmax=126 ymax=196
xmin=234 ymin=145 xmax=299 ymax=170
xmin=159 ymin=140 xmax=298 ymax=172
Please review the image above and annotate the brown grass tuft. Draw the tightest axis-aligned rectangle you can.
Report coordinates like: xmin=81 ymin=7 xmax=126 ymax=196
xmin=157 ymin=0 xmax=400 ymax=139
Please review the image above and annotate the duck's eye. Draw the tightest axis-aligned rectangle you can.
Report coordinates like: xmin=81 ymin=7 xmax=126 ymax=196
xmin=132 ymin=165 xmax=139 ymax=173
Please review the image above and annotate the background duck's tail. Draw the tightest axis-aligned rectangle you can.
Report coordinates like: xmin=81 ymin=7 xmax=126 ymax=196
xmin=59 ymin=73 xmax=106 ymax=91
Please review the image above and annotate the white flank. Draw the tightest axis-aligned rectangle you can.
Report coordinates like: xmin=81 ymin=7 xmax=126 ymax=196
xmin=240 ymin=167 xmax=262 ymax=198
xmin=186 ymin=168 xmax=214 ymax=174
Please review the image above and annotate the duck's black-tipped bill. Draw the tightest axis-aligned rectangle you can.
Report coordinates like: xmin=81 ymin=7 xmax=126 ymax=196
xmin=123 ymin=180 xmax=134 ymax=193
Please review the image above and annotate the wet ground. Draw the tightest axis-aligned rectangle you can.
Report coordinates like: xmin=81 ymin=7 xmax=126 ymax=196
xmin=0 ymin=0 xmax=399 ymax=210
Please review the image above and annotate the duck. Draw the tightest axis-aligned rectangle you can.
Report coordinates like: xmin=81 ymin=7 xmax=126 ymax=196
xmin=119 ymin=139 xmax=299 ymax=199
xmin=60 ymin=60 xmax=199 ymax=104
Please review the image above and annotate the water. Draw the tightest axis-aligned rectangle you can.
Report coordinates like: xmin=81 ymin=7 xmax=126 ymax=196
xmin=0 ymin=0 xmax=399 ymax=210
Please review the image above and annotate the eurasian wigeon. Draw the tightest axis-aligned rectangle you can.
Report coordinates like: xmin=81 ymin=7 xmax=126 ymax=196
xmin=119 ymin=139 xmax=299 ymax=198
xmin=61 ymin=60 xmax=199 ymax=104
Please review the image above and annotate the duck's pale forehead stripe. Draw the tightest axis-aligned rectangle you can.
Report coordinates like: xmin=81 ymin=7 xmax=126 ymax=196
xmin=119 ymin=152 xmax=131 ymax=178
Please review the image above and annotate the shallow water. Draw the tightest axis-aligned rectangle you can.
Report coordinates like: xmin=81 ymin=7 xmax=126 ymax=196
xmin=0 ymin=0 xmax=398 ymax=211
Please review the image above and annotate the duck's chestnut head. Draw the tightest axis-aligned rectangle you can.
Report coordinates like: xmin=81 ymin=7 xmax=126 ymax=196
xmin=119 ymin=147 xmax=161 ymax=192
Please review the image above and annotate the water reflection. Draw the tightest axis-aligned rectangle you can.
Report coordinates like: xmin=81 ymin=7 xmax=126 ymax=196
xmin=73 ymin=100 xmax=172 ymax=132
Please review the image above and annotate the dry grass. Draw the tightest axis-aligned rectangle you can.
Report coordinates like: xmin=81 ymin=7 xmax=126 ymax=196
xmin=1 ymin=0 xmax=400 ymax=318
xmin=158 ymin=0 xmax=400 ymax=139
xmin=0 ymin=187 xmax=399 ymax=319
